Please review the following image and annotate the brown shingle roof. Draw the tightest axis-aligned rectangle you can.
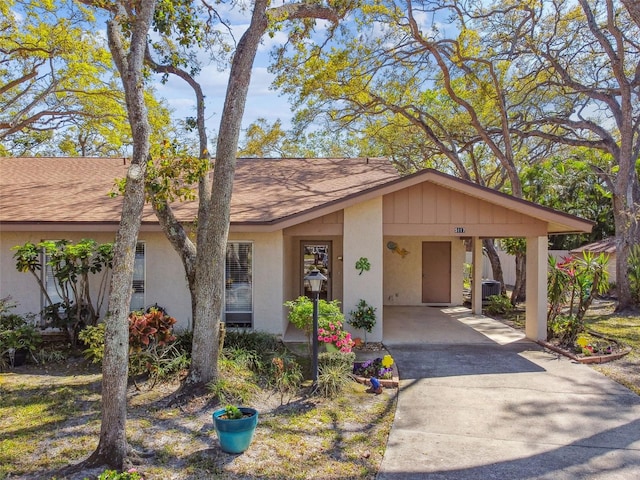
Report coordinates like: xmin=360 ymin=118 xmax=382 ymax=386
xmin=0 ymin=156 xmax=399 ymax=226
xmin=570 ymin=238 xmax=616 ymax=255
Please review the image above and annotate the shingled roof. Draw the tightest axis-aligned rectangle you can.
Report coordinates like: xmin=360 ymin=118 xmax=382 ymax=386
xmin=0 ymin=156 xmax=399 ymax=227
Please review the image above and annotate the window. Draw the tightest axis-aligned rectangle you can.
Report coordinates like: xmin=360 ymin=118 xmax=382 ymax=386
xmin=40 ymin=241 xmax=145 ymax=320
xmin=224 ymin=242 xmax=253 ymax=328
xmin=131 ymin=242 xmax=145 ymax=311
xmin=43 ymin=260 xmax=64 ymax=308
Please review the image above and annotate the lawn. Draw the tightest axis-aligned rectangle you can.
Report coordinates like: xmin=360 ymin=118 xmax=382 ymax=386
xmin=582 ymin=302 xmax=640 ymax=396
xmin=0 ymin=354 xmax=396 ymax=480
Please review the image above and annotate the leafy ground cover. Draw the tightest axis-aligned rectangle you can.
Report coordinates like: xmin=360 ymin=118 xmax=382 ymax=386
xmin=0 ymin=352 xmax=396 ymax=480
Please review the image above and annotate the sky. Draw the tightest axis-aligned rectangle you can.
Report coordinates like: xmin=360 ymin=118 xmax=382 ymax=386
xmin=151 ymin=8 xmax=311 ymax=142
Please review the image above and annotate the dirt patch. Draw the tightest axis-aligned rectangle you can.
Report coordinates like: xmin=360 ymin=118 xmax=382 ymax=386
xmin=1 ymin=358 xmax=396 ymax=480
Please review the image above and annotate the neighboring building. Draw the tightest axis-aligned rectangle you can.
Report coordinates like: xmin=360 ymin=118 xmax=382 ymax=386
xmin=570 ymin=237 xmax=617 ymax=282
xmin=0 ymin=157 xmax=593 ymax=341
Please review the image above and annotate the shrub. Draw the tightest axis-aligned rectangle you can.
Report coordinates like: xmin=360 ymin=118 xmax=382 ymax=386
xmin=79 ymin=308 xmax=188 ymax=386
xmin=0 ymin=302 xmax=42 ymax=368
xmin=318 ymin=351 xmax=356 ymax=371
xmin=224 ymin=329 xmax=281 ymax=354
xmin=316 ymin=362 xmax=352 ymax=398
xmin=271 ymin=354 xmax=303 ymax=404
xmin=348 ymin=299 xmax=376 ymax=344
xmin=96 ymin=469 xmax=143 ymax=480
xmin=484 ymin=295 xmax=514 ymax=316
xmin=315 ymin=351 xmax=355 ymax=398
xmin=128 ymin=308 xmax=176 ymax=352
xmin=547 ymin=252 xmax=609 ymax=343
xmin=12 ymin=239 xmax=113 ymax=338
xmin=78 ymin=323 xmax=106 ymax=364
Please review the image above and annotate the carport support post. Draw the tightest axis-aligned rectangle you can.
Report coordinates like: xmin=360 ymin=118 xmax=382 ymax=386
xmin=471 ymin=237 xmax=483 ymax=314
xmin=525 ymin=235 xmax=548 ymax=341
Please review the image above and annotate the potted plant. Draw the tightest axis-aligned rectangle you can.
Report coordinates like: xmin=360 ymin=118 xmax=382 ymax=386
xmin=212 ymin=405 xmax=259 ymax=454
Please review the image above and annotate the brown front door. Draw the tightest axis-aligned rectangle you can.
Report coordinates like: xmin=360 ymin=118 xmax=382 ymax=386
xmin=422 ymin=241 xmax=451 ymax=303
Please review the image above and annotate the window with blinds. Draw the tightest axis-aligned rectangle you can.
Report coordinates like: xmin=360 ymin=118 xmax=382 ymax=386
xmin=224 ymin=242 xmax=253 ymax=328
xmin=131 ymin=242 xmax=145 ymax=312
xmin=44 ymin=262 xmax=64 ymax=307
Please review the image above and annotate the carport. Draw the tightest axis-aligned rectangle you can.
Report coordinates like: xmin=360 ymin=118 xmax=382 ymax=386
xmin=379 ymin=171 xmax=595 ymax=342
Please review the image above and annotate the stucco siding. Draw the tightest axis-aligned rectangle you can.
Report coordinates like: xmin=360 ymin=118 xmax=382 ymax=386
xmin=1 ymin=231 xmax=117 ymax=320
xmin=142 ymin=233 xmax=191 ymax=329
xmin=343 ymin=198 xmax=383 ymax=342
xmin=383 ymin=236 xmax=464 ymax=306
xmin=229 ymin=231 xmax=284 ymax=335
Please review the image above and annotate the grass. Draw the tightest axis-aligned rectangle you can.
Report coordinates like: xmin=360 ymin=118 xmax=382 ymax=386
xmin=582 ymin=303 xmax=640 ymax=395
xmin=0 ymin=348 xmax=396 ymax=480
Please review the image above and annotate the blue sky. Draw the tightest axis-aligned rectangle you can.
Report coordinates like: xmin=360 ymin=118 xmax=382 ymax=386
xmin=151 ymin=8 xmax=313 ymax=141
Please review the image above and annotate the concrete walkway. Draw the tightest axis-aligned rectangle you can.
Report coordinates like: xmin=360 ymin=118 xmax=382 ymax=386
xmin=377 ymin=308 xmax=640 ymax=480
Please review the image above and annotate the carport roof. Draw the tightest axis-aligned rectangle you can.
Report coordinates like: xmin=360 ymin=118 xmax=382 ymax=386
xmin=0 ymin=156 xmax=593 ymax=234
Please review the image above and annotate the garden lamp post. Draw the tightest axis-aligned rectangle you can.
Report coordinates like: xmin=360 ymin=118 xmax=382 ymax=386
xmin=304 ymin=269 xmax=327 ymax=386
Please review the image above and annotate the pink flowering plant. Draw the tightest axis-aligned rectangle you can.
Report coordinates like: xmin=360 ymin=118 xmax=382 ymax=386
xmin=318 ymin=316 xmax=355 ymax=353
xmin=285 ymin=296 xmax=355 ymax=353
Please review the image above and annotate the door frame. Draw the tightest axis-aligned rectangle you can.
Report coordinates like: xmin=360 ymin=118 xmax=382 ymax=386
xmin=300 ymin=241 xmax=332 ymax=300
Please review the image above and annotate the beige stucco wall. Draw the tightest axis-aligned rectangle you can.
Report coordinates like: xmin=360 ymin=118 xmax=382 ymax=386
xmin=229 ymin=231 xmax=284 ymax=335
xmin=1 ymin=231 xmax=118 ymax=320
xmin=142 ymin=232 xmax=191 ymax=328
xmin=383 ymin=236 xmax=465 ymax=306
xmin=343 ymin=198 xmax=384 ymax=342
xmin=0 ymin=230 xmax=194 ymax=328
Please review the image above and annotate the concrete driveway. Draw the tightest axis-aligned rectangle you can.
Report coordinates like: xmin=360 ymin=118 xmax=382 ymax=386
xmin=377 ymin=308 xmax=640 ymax=479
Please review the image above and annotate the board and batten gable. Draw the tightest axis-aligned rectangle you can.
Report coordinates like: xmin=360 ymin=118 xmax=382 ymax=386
xmin=382 ymin=182 xmax=546 ymax=237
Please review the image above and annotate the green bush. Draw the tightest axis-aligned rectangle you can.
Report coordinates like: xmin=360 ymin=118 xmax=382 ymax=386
xmin=224 ymin=329 xmax=281 ymax=354
xmin=316 ymin=362 xmax=352 ymax=398
xmin=78 ymin=323 xmax=106 ymax=364
xmin=348 ymin=299 xmax=376 ymax=344
xmin=484 ymin=294 xmax=514 ymax=316
xmin=79 ymin=312 xmax=190 ymax=386
xmin=96 ymin=469 xmax=143 ymax=480
xmin=318 ymin=351 xmax=355 ymax=371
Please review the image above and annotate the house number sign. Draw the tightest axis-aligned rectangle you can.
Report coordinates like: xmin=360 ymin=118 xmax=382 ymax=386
xmin=454 ymin=227 xmax=465 ymax=234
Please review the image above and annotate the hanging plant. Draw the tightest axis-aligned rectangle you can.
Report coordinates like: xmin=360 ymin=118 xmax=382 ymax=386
xmin=355 ymin=257 xmax=371 ymax=275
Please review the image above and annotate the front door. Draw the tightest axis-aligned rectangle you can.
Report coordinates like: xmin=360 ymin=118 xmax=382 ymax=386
xmin=302 ymin=242 xmax=331 ymax=300
xmin=422 ymin=241 xmax=451 ymax=303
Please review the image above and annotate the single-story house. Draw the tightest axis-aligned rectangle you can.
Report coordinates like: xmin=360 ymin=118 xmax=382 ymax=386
xmin=0 ymin=157 xmax=593 ymax=342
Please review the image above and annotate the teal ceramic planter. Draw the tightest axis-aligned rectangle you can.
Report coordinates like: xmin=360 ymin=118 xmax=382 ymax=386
xmin=212 ymin=407 xmax=258 ymax=454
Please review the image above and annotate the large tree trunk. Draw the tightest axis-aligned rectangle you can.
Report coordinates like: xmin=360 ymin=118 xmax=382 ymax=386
xmin=612 ymin=154 xmax=640 ymax=311
xmin=483 ymin=239 xmax=505 ymax=295
xmin=184 ymin=0 xmax=270 ymax=388
xmin=511 ymin=252 xmax=527 ymax=304
xmin=77 ymin=0 xmax=156 ymax=471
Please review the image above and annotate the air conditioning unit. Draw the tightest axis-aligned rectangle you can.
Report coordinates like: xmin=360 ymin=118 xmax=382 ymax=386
xmin=481 ymin=280 xmax=501 ymax=300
